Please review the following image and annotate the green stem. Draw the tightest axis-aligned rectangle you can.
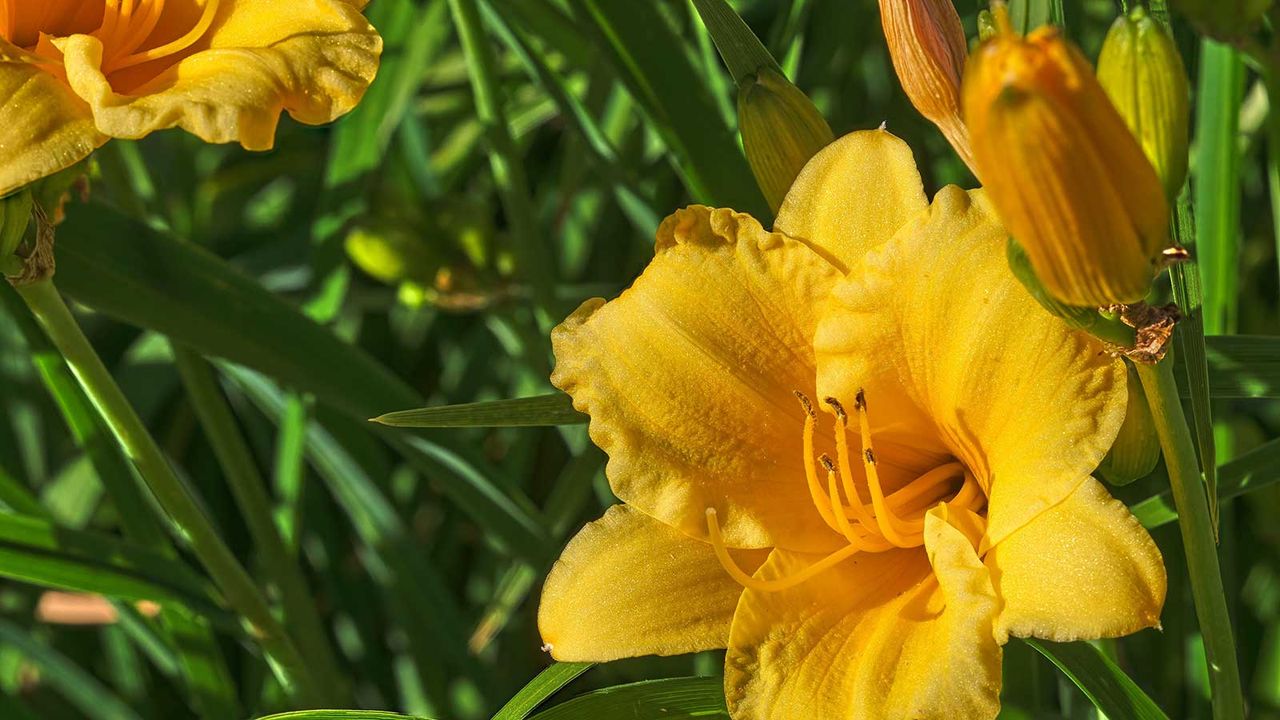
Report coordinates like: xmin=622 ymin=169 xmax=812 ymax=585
xmin=1267 ymin=74 xmax=1280 ymax=293
xmin=1136 ymin=359 xmax=1244 ymax=720
xmin=172 ymin=346 xmax=348 ymax=703
xmin=12 ymin=279 xmax=322 ymax=707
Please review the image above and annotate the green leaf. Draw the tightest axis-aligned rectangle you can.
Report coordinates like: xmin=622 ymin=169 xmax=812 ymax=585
xmin=1027 ymin=639 xmax=1169 ymax=720
xmin=689 ymin=0 xmax=782 ymax=83
xmin=565 ymin=0 xmax=769 ymax=218
xmin=0 ymin=512 xmax=226 ymax=622
xmin=1188 ymin=335 xmax=1280 ymax=398
xmin=0 ymin=618 xmax=143 ymax=720
xmin=53 ymin=202 xmax=551 ymax=563
xmin=492 ymin=663 xmax=593 ymax=720
xmin=528 ymin=677 xmax=729 ymax=719
xmin=254 ymin=707 xmax=435 ymax=712
xmin=372 ymin=393 xmax=585 ymax=427
xmin=1131 ymin=435 xmax=1280 ymax=528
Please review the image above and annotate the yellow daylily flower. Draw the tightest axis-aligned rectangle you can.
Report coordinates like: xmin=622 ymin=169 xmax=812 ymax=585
xmin=539 ymin=130 xmax=1166 ymax=719
xmin=0 ymin=0 xmax=381 ymax=196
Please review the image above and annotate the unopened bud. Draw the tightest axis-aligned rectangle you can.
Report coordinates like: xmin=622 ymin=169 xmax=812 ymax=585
xmin=1097 ymin=364 xmax=1161 ymax=485
xmin=345 ymin=223 xmax=438 ymax=285
xmin=964 ymin=11 xmax=1169 ymax=307
xmin=1006 ymin=236 xmax=1098 ymax=329
xmin=738 ymin=68 xmax=834 ymax=214
xmin=879 ymin=0 xmax=974 ymax=170
xmin=1097 ymin=8 xmax=1190 ymax=198
xmin=0 ymin=190 xmax=33 ymax=262
xmin=1170 ymin=0 xmax=1270 ymax=43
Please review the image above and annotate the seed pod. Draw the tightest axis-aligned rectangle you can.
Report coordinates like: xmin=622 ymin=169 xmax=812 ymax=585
xmin=1171 ymin=0 xmax=1270 ymax=43
xmin=1098 ymin=364 xmax=1161 ymax=485
xmin=878 ymin=0 xmax=974 ymax=170
xmin=964 ymin=14 xmax=1169 ymax=307
xmin=738 ymin=68 xmax=834 ymax=214
xmin=1097 ymin=8 xmax=1190 ymax=198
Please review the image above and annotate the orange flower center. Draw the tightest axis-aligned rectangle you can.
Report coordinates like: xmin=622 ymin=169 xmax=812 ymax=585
xmin=0 ymin=0 xmax=219 ymax=75
xmin=706 ymin=389 xmax=989 ymax=592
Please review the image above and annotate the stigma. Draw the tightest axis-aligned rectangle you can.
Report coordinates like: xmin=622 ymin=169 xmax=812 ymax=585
xmin=705 ymin=388 xmax=988 ymax=592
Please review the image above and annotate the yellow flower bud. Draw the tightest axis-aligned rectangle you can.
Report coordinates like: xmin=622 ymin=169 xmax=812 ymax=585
xmin=878 ymin=0 xmax=974 ymax=170
xmin=738 ymin=68 xmax=834 ymax=214
xmin=1097 ymin=8 xmax=1190 ymax=198
xmin=1171 ymin=0 xmax=1270 ymax=42
xmin=963 ymin=15 xmax=1169 ymax=307
xmin=1097 ymin=364 xmax=1161 ymax=485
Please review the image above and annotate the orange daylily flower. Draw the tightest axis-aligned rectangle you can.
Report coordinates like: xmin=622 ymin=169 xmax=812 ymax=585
xmin=0 ymin=0 xmax=381 ymax=195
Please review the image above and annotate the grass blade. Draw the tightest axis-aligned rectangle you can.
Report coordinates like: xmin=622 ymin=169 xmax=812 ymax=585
xmin=1131 ymin=435 xmax=1280 ymax=528
xmin=1027 ymin=639 xmax=1169 ymax=720
xmin=372 ymin=394 xmax=584 ymax=427
xmin=492 ymin=663 xmax=593 ymax=720
xmin=528 ymin=677 xmax=728 ymax=720
xmin=0 ymin=618 xmax=143 ymax=720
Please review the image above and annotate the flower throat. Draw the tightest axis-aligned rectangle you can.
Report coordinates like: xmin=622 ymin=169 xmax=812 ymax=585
xmin=706 ymin=389 xmax=988 ymax=592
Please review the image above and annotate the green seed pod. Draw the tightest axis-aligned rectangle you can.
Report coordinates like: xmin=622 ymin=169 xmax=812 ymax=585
xmin=738 ymin=68 xmax=834 ymax=214
xmin=1098 ymin=364 xmax=1162 ymax=485
xmin=1171 ymin=0 xmax=1270 ymax=42
xmin=1005 ymin=236 xmax=1099 ymax=329
xmin=1097 ymin=8 xmax=1190 ymax=198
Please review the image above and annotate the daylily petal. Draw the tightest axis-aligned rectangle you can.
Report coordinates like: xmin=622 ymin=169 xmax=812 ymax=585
xmin=552 ymin=206 xmax=844 ymax=552
xmin=538 ymin=504 xmax=766 ymax=662
xmin=725 ymin=513 xmax=1001 ymax=720
xmin=0 ymin=43 xmax=104 ymax=196
xmin=56 ymin=0 xmax=380 ymax=150
xmin=816 ymin=187 xmax=1126 ymax=548
xmin=987 ymin=476 xmax=1166 ymax=641
xmin=773 ymin=129 xmax=928 ymax=273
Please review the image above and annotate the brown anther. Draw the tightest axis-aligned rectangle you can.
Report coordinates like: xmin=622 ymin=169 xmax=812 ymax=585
xmin=853 ymin=388 xmax=867 ymax=411
xmin=818 ymin=454 xmax=837 ymax=472
xmin=864 ymin=448 xmax=877 ymax=464
xmin=793 ymin=390 xmax=816 ymax=418
xmin=823 ymin=397 xmax=847 ymax=423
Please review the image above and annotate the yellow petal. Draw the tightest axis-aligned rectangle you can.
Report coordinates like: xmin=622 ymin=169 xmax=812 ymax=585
xmin=725 ymin=513 xmax=1001 ymax=720
xmin=56 ymin=0 xmax=381 ymax=150
xmin=0 ymin=44 xmax=104 ymax=196
xmin=538 ymin=504 xmax=765 ymax=662
xmin=773 ymin=129 xmax=928 ymax=274
xmin=552 ymin=206 xmax=843 ymax=552
xmin=815 ymin=187 xmax=1127 ymax=549
xmin=986 ymin=476 xmax=1166 ymax=641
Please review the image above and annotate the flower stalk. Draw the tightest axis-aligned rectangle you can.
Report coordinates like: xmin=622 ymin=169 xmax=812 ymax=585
xmin=1136 ymin=358 xmax=1244 ymax=720
xmin=12 ymin=278 xmax=328 ymax=708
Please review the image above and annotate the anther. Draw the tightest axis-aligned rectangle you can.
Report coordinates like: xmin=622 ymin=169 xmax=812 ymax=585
xmin=854 ymin=388 xmax=867 ymax=410
xmin=823 ymin=397 xmax=847 ymax=423
xmin=819 ymin=454 xmax=836 ymax=472
xmin=794 ymin=390 xmax=815 ymax=417
xmin=864 ymin=448 xmax=876 ymax=464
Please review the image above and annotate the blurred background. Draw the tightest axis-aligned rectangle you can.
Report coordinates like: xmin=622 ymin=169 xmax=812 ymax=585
xmin=0 ymin=0 xmax=1277 ymax=718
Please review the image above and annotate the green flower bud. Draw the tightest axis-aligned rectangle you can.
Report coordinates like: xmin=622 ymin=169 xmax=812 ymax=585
xmin=345 ymin=223 xmax=439 ymax=285
xmin=0 ymin=189 xmax=33 ymax=261
xmin=738 ymin=68 xmax=834 ymax=214
xmin=1098 ymin=364 xmax=1162 ymax=485
xmin=1171 ymin=0 xmax=1270 ymax=42
xmin=1097 ymin=8 xmax=1190 ymax=198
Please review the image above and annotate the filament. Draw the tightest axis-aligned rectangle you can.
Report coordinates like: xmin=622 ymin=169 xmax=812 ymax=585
xmin=855 ymin=390 xmax=924 ymax=547
xmin=105 ymin=0 xmax=219 ymax=71
xmin=705 ymin=508 xmax=860 ymax=593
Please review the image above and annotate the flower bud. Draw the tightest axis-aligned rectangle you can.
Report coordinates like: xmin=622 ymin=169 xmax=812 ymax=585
xmin=1097 ymin=364 xmax=1161 ymax=485
xmin=0 ymin=189 xmax=33 ymax=262
xmin=879 ymin=0 xmax=974 ymax=170
xmin=1097 ymin=8 xmax=1190 ymax=198
xmin=738 ymin=68 xmax=834 ymax=214
xmin=964 ymin=14 xmax=1169 ymax=307
xmin=1171 ymin=0 xmax=1270 ymax=42
xmin=1005 ymin=236 xmax=1098 ymax=329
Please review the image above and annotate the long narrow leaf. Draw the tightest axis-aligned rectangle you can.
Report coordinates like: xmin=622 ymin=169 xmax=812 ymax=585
xmin=528 ymin=677 xmax=729 ymax=720
xmin=1027 ymin=639 xmax=1169 ymax=720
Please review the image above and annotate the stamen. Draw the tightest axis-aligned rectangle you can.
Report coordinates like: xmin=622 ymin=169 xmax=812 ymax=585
xmin=886 ymin=462 xmax=965 ymax=509
xmin=796 ymin=392 xmax=840 ymax=533
xmin=108 ymin=0 xmax=220 ymax=71
xmin=855 ymin=389 xmax=924 ymax=547
xmin=706 ymin=508 xmax=860 ymax=592
xmin=823 ymin=396 xmax=877 ymax=530
xmin=112 ymin=0 xmax=166 ymax=62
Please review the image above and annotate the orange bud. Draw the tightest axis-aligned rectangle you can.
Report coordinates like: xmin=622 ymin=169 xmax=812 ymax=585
xmin=879 ymin=0 xmax=974 ymax=170
xmin=963 ymin=16 xmax=1169 ymax=307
